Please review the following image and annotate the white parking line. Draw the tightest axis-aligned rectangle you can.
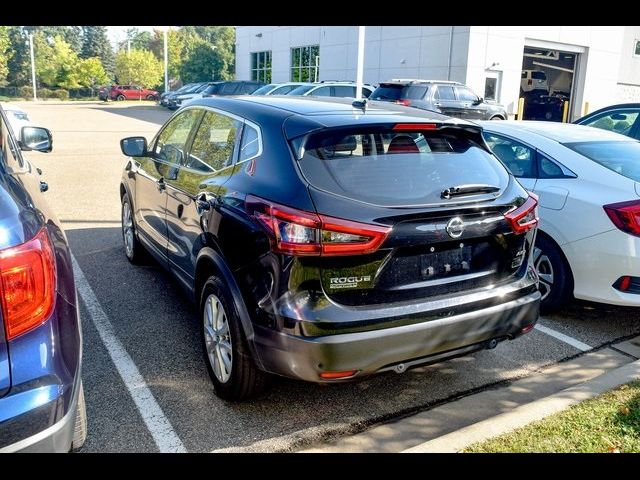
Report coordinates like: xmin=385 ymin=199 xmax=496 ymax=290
xmin=71 ymin=254 xmax=187 ymax=453
xmin=534 ymin=322 xmax=592 ymax=352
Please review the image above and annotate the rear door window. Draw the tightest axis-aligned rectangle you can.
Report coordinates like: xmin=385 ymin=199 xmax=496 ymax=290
xmin=332 ymin=86 xmax=356 ymax=97
xmin=309 ymin=86 xmax=331 ymax=97
xmin=484 ymin=133 xmax=537 ymax=178
xmin=434 ymin=86 xmax=455 ymax=101
xmin=297 ymin=127 xmax=508 ymax=207
xmin=188 ymin=111 xmax=242 ymax=172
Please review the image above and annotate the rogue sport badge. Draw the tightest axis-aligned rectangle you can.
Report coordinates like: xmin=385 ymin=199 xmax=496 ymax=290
xmin=446 ymin=217 xmax=465 ymax=238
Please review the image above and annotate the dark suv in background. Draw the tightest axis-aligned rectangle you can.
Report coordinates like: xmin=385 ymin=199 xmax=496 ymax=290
xmin=0 ymin=106 xmax=85 ymax=451
xmin=119 ymin=96 xmax=540 ymax=401
xmin=371 ymin=79 xmax=508 ymax=120
xmin=167 ymin=80 xmax=265 ymax=110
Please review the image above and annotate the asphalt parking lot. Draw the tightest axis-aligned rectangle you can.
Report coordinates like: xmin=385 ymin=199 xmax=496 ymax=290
xmin=20 ymin=101 xmax=640 ymax=452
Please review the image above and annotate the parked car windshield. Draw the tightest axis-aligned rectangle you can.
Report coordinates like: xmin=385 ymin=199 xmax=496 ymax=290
xmin=371 ymin=85 xmax=428 ymax=101
xmin=252 ymin=84 xmax=277 ymax=95
xmin=565 ymin=140 xmax=640 ymax=182
xmin=287 ymin=85 xmax=315 ymax=95
xmin=297 ymin=127 xmax=508 ymax=207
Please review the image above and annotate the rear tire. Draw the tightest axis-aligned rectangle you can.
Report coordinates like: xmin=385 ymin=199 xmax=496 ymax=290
xmin=116 ymin=94 xmax=125 ymax=101
xmin=71 ymin=383 xmax=87 ymax=452
xmin=200 ymin=275 xmax=268 ymax=401
xmin=490 ymin=115 xmax=504 ymax=120
xmin=533 ymin=235 xmax=573 ymax=313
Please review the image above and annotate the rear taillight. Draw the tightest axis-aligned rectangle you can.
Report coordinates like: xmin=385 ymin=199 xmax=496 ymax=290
xmin=246 ymin=196 xmax=391 ymax=256
xmin=0 ymin=228 xmax=57 ymax=340
xmin=603 ymin=200 xmax=640 ymax=237
xmin=395 ymin=99 xmax=411 ymax=106
xmin=505 ymin=194 xmax=539 ymax=234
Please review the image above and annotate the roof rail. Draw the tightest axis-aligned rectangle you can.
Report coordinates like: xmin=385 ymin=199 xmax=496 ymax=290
xmin=388 ymin=78 xmax=462 ymax=85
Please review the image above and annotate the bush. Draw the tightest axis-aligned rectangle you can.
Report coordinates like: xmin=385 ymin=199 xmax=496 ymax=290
xmin=19 ymin=86 xmax=33 ymax=99
xmin=39 ymin=88 xmax=53 ymax=99
xmin=52 ymin=89 xmax=69 ymax=101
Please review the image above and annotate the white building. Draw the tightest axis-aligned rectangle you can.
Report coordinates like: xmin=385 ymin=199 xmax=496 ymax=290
xmin=235 ymin=26 xmax=640 ymax=120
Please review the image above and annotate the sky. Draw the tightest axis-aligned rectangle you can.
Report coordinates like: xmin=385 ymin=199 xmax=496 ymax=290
xmin=107 ymin=26 xmax=158 ymax=49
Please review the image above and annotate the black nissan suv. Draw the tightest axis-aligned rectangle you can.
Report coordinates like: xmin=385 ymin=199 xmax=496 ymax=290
xmin=370 ymin=79 xmax=508 ymax=120
xmin=119 ymin=96 xmax=540 ymax=400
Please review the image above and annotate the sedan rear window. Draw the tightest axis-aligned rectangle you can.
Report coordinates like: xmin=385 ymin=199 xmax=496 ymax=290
xmin=565 ymin=140 xmax=640 ymax=182
xmin=296 ymin=127 xmax=508 ymax=207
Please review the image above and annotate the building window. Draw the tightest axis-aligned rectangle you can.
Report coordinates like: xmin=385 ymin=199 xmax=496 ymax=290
xmin=635 ymin=40 xmax=640 ymax=57
xmin=251 ymin=51 xmax=272 ymax=83
xmin=484 ymin=71 xmax=502 ymax=103
xmin=291 ymin=45 xmax=320 ymax=82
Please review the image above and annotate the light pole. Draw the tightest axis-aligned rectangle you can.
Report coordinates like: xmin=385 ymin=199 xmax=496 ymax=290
xmin=164 ymin=27 xmax=169 ymax=93
xmin=29 ymin=34 xmax=37 ymax=101
xmin=355 ymin=26 xmax=366 ymax=99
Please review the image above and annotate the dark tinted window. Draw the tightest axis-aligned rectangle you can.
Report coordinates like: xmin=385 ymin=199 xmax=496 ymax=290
xmin=565 ymin=141 xmax=640 ymax=182
xmin=332 ymin=86 xmax=356 ymax=97
xmin=370 ymin=85 xmax=403 ymax=101
xmin=405 ymin=85 xmax=428 ymax=99
xmin=203 ymin=84 xmax=221 ymax=95
xmin=220 ymin=82 xmax=240 ymax=95
xmin=298 ymin=127 xmax=508 ymax=207
xmin=434 ymin=85 xmax=455 ymax=101
xmin=188 ymin=111 xmax=242 ymax=172
xmin=531 ymin=71 xmax=547 ymax=80
xmin=241 ymin=83 xmax=261 ymax=94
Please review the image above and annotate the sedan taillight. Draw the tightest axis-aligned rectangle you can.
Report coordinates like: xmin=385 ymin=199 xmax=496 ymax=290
xmin=246 ymin=196 xmax=391 ymax=256
xmin=504 ymin=194 xmax=539 ymax=234
xmin=0 ymin=228 xmax=57 ymax=340
xmin=603 ymin=200 xmax=640 ymax=237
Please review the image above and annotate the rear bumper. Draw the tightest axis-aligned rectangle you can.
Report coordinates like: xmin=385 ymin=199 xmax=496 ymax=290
xmin=563 ymin=229 xmax=640 ymax=306
xmin=0 ymin=377 xmax=81 ymax=453
xmin=254 ymin=288 xmax=540 ymax=382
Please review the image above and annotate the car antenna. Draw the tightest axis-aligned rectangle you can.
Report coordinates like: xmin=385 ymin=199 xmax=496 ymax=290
xmin=352 ymin=98 xmax=368 ymax=112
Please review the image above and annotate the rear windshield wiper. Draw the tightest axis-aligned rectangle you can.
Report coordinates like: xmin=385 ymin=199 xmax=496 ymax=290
xmin=441 ymin=184 xmax=500 ymax=199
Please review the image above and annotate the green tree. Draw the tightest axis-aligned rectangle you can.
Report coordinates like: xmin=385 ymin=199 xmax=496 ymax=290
xmin=115 ymin=49 xmax=163 ymax=88
xmin=74 ymin=57 xmax=109 ymax=90
xmin=0 ymin=26 xmax=10 ymax=84
xmin=147 ymin=28 xmax=187 ymax=84
xmin=179 ymin=27 xmax=236 ymax=83
xmin=6 ymin=27 xmax=30 ymax=86
xmin=81 ymin=26 xmax=114 ymax=78
xmin=34 ymin=34 xmax=82 ymax=88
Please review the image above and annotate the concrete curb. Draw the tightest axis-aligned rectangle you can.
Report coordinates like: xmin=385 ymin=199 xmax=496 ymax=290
xmin=402 ymin=358 xmax=640 ymax=453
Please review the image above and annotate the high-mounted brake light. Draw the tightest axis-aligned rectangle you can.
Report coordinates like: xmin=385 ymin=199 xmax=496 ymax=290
xmin=505 ymin=194 xmax=539 ymax=234
xmin=392 ymin=123 xmax=438 ymax=131
xmin=0 ymin=228 xmax=57 ymax=340
xmin=603 ymin=200 xmax=640 ymax=237
xmin=246 ymin=196 xmax=391 ymax=256
xmin=395 ymin=99 xmax=411 ymax=107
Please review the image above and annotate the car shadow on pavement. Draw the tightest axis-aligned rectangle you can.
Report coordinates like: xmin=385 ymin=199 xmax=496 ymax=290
xmin=88 ymin=104 xmax=172 ymax=126
xmin=65 ymin=226 xmax=640 ymax=452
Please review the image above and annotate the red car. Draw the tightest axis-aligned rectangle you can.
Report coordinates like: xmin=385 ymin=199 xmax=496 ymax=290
xmin=107 ymin=85 xmax=159 ymax=101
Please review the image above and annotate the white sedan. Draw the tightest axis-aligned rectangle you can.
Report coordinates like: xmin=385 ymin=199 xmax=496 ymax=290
xmin=0 ymin=103 xmax=32 ymax=138
xmin=479 ymin=120 xmax=640 ymax=311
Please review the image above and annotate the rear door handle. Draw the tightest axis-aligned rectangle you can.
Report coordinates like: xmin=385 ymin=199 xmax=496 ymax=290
xmin=156 ymin=178 xmax=166 ymax=191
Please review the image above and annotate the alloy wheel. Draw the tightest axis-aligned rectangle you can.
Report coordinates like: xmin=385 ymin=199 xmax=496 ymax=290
xmin=122 ymin=201 xmax=134 ymax=259
xmin=203 ymin=294 xmax=233 ymax=383
xmin=533 ymin=246 xmax=554 ymax=301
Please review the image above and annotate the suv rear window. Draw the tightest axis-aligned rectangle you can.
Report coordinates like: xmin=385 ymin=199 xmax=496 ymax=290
xmin=564 ymin=140 xmax=640 ymax=182
xmin=371 ymin=84 xmax=428 ymax=101
xmin=296 ymin=127 xmax=508 ymax=207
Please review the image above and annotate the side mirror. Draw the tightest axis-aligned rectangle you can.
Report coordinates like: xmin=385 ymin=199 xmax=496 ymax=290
xmin=121 ymin=136 xmax=148 ymax=157
xmin=611 ymin=113 xmax=627 ymax=121
xmin=20 ymin=126 xmax=53 ymax=153
xmin=474 ymin=97 xmax=483 ymax=105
